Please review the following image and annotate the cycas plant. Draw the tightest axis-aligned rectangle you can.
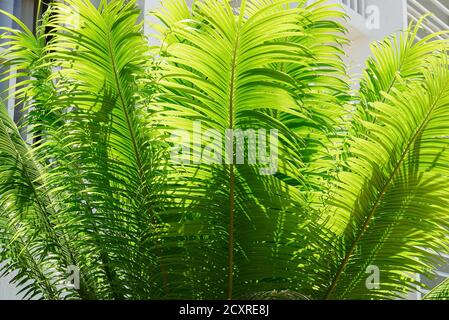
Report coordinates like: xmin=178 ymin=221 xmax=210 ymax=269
xmin=0 ymin=0 xmax=449 ymax=300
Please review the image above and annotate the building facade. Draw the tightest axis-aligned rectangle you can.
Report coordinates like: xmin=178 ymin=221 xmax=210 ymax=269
xmin=0 ymin=0 xmax=448 ymax=299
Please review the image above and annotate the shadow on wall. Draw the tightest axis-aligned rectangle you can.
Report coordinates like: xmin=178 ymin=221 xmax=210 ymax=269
xmin=0 ymin=269 xmax=24 ymax=300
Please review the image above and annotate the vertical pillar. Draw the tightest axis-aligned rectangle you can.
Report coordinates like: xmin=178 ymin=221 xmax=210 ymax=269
xmin=0 ymin=1 xmax=15 ymax=119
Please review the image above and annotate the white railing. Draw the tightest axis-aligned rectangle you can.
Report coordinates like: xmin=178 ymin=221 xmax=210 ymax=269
xmin=408 ymin=0 xmax=449 ymax=39
xmin=341 ymin=0 xmax=367 ymax=18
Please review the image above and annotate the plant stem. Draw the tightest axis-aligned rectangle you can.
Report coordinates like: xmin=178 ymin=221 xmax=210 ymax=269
xmin=226 ymin=0 xmax=247 ymax=301
xmin=227 ymin=164 xmax=235 ymax=300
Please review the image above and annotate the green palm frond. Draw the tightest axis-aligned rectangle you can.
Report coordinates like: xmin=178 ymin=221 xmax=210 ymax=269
xmin=44 ymin=0 xmax=172 ymax=299
xmin=322 ymin=50 xmax=449 ymax=300
xmin=151 ymin=0 xmax=351 ymax=299
xmin=424 ymin=276 xmax=449 ymax=300
xmin=0 ymin=98 xmax=93 ymax=299
xmin=358 ymin=17 xmax=448 ymax=124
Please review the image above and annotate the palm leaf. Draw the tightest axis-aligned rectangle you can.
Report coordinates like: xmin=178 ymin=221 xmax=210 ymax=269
xmin=322 ymin=48 xmax=449 ymax=299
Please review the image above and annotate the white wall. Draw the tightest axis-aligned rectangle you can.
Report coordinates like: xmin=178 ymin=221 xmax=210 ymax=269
xmin=0 ymin=269 xmax=22 ymax=300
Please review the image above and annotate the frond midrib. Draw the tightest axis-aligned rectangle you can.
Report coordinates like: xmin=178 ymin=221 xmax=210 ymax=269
xmin=324 ymin=80 xmax=449 ymax=300
xmin=103 ymin=15 xmax=170 ymax=294
xmin=226 ymin=0 xmax=247 ymax=300
xmin=0 ymin=109 xmax=95 ymax=299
